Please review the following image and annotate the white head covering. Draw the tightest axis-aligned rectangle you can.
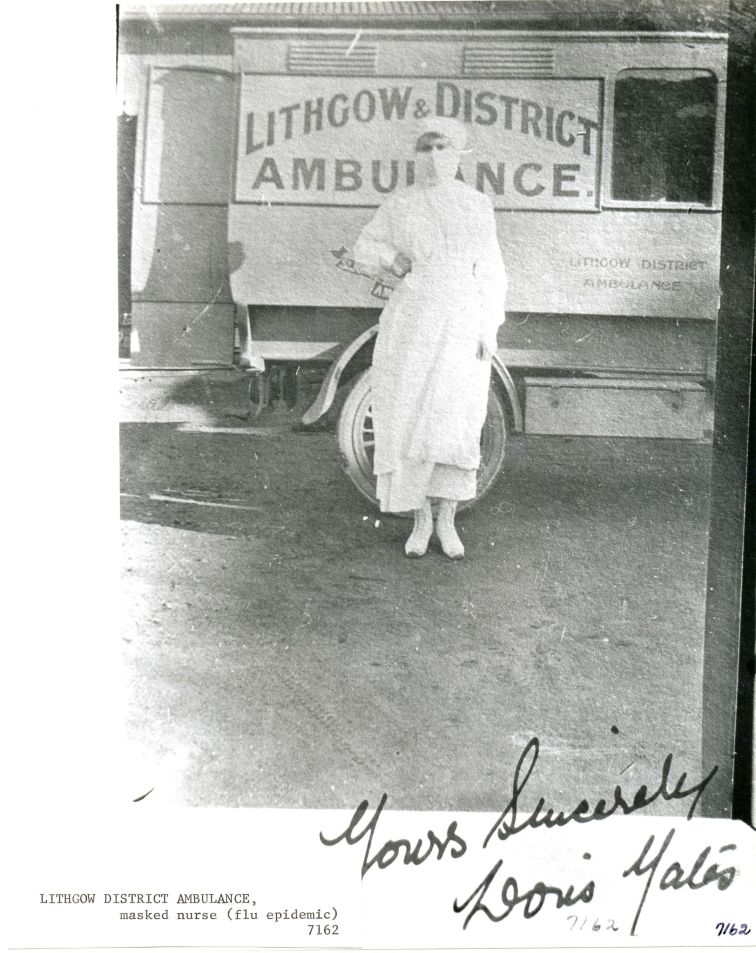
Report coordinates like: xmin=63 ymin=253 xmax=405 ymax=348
xmin=415 ymin=116 xmax=467 ymax=151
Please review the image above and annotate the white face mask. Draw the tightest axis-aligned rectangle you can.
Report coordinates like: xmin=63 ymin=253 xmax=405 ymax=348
xmin=415 ymin=135 xmax=462 ymax=184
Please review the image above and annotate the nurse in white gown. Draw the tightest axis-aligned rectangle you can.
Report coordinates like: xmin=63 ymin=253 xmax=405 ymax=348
xmin=353 ymin=117 xmax=507 ymax=559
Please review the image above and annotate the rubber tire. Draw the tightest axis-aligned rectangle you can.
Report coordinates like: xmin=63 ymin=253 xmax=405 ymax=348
xmin=337 ymin=367 xmax=508 ymax=511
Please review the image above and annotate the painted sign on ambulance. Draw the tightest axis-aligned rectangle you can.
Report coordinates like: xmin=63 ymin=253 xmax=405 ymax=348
xmin=236 ymin=76 xmax=601 ymax=210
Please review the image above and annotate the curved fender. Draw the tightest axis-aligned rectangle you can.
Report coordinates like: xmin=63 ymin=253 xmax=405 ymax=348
xmin=302 ymin=326 xmax=523 ymax=432
xmin=491 ymin=353 xmax=524 ymax=432
xmin=300 ymin=325 xmax=379 ymax=425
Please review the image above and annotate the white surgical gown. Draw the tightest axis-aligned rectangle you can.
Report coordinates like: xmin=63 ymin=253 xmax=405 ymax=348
xmin=353 ymin=179 xmax=507 ymax=513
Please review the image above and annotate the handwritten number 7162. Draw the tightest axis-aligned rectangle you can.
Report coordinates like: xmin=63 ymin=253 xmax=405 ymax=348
xmin=716 ymin=923 xmax=751 ymax=936
xmin=567 ymin=915 xmax=619 ymax=932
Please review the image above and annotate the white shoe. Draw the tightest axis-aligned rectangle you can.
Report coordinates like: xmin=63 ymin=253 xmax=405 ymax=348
xmin=404 ymin=499 xmax=433 ymax=558
xmin=436 ymin=500 xmax=465 ymax=560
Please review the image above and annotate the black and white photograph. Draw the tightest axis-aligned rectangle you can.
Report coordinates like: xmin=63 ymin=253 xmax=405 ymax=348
xmin=115 ymin=0 xmax=753 ymax=811
xmin=6 ymin=0 xmax=755 ymax=948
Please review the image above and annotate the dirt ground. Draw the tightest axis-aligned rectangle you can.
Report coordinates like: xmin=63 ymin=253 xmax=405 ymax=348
xmin=120 ymin=417 xmax=712 ymax=812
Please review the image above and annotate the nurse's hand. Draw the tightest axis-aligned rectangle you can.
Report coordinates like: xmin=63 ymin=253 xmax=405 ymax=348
xmin=390 ymin=252 xmax=412 ymax=277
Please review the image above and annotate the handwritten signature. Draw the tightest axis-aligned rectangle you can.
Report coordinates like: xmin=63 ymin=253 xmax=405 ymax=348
xmin=482 ymin=736 xmax=717 ymax=846
xmin=319 ymin=736 xmax=736 ymax=935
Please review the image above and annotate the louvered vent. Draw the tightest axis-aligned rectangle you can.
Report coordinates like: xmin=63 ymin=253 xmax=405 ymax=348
xmin=463 ymin=45 xmax=555 ymax=78
xmin=287 ymin=41 xmax=378 ymax=74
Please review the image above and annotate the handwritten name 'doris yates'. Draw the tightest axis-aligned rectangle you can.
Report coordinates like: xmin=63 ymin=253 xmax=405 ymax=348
xmin=319 ymin=738 xmax=737 ymax=935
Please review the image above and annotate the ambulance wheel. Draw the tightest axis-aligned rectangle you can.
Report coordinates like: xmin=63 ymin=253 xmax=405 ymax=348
xmin=337 ymin=368 xmax=508 ymax=511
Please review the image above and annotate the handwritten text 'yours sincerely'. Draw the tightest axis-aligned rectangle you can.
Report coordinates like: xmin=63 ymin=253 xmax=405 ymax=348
xmin=319 ymin=737 xmax=737 ymax=934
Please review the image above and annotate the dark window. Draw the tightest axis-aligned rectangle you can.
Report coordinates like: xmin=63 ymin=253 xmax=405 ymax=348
xmin=611 ymin=69 xmax=717 ymax=205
